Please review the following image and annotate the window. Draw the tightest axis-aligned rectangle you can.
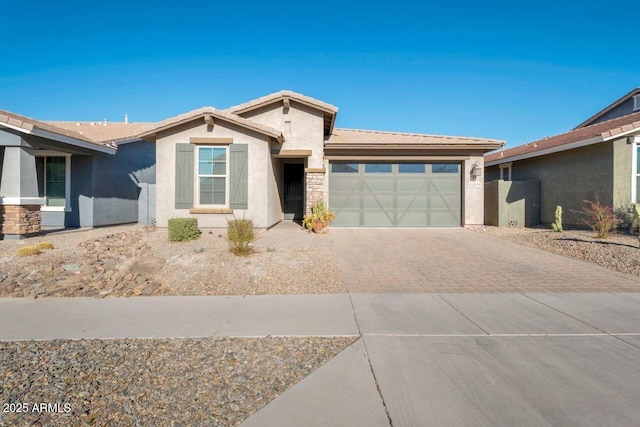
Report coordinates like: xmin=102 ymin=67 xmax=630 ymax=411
xmin=35 ymin=154 xmax=70 ymax=210
xmin=365 ymin=163 xmax=392 ymax=173
xmin=432 ymin=164 xmax=459 ymax=174
xmin=331 ymin=162 xmax=359 ymax=173
xmin=634 ymin=95 xmax=640 ymax=112
xmin=399 ymin=163 xmax=426 ymax=173
xmin=499 ymin=163 xmax=512 ymax=181
xmin=197 ymin=146 xmax=228 ymax=206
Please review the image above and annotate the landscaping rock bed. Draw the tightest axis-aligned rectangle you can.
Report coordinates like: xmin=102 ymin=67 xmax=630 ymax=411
xmin=481 ymin=226 xmax=640 ymax=277
xmin=0 ymin=224 xmax=346 ymax=297
xmin=0 ymin=336 xmax=354 ymax=426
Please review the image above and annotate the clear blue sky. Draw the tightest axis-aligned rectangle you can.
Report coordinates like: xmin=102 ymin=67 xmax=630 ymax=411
xmin=1 ymin=0 xmax=638 ymax=147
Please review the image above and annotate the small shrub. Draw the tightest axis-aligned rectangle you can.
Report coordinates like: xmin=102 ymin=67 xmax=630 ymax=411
xmin=572 ymin=196 xmax=622 ymax=238
xmin=168 ymin=218 xmax=200 ymax=242
xmin=35 ymin=241 xmax=54 ymax=250
xmin=227 ymin=218 xmax=255 ymax=255
xmin=633 ymin=203 xmax=640 ymax=247
xmin=16 ymin=246 xmax=42 ymax=257
xmin=302 ymin=199 xmax=336 ymax=233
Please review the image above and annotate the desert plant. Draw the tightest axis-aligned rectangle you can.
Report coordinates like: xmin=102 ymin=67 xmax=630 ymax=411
xmin=16 ymin=246 xmax=42 ymax=257
xmin=168 ymin=218 xmax=200 ymax=242
xmin=572 ymin=196 xmax=622 ymax=238
xmin=35 ymin=241 xmax=54 ymax=250
xmin=227 ymin=217 xmax=255 ymax=255
xmin=551 ymin=205 xmax=563 ymax=232
xmin=302 ymin=199 xmax=336 ymax=233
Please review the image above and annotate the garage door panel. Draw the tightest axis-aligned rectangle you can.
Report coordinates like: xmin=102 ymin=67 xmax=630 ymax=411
xmin=329 ymin=162 xmax=461 ymax=227
xmin=363 ymin=211 xmax=394 ymax=227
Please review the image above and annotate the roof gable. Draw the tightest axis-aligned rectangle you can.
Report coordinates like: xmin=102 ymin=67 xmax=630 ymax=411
xmin=486 ymin=111 xmax=640 ymax=165
xmin=575 ymin=87 xmax=640 ymax=129
xmin=227 ymin=90 xmax=338 ymax=135
xmin=137 ymin=107 xmax=284 ymax=142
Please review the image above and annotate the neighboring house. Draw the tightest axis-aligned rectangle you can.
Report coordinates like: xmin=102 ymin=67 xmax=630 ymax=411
xmin=485 ymin=87 xmax=640 ymax=226
xmin=0 ymin=90 xmax=504 ymax=238
xmin=0 ymin=112 xmax=154 ymax=238
xmin=140 ymin=91 xmax=503 ymax=229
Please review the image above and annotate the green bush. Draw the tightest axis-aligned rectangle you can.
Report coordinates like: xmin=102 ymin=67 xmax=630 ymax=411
xmin=227 ymin=218 xmax=255 ymax=255
xmin=168 ymin=218 xmax=200 ymax=242
xmin=16 ymin=246 xmax=42 ymax=257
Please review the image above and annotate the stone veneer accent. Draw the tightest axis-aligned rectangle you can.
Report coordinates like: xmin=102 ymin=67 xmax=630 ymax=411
xmin=0 ymin=205 xmax=42 ymax=236
xmin=305 ymin=171 xmax=325 ymax=215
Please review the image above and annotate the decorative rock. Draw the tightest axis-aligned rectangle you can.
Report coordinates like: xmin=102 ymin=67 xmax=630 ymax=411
xmin=62 ymin=263 xmax=81 ymax=272
xmin=267 ymin=245 xmax=276 ymax=252
xmin=194 ymin=247 xmax=204 ymax=253
xmin=0 ymin=272 xmax=8 ymax=281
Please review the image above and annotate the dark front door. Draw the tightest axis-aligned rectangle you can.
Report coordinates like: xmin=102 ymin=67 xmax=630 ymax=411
xmin=283 ymin=163 xmax=304 ymax=220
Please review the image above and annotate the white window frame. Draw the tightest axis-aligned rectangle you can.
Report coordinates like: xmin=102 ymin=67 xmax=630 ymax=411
xmin=35 ymin=151 xmax=71 ymax=212
xmin=499 ymin=162 xmax=512 ymax=181
xmin=195 ymin=145 xmax=229 ymax=207
xmin=632 ymin=138 xmax=639 ymax=204
xmin=633 ymin=94 xmax=640 ymax=112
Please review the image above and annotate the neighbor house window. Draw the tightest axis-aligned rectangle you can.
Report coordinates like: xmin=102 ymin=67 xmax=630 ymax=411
xmin=197 ymin=146 xmax=228 ymax=206
xmin=635 ymin=145 xmax=640 ymax=202
xmin=634 ymin=95 xmax=640 ymax=112
xmin=35 ymin=154 xmax=71 ymax=210
xmin=499 ymin=163 xmax=512 ymax=181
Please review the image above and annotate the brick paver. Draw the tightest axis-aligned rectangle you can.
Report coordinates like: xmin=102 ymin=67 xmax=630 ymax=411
xmin=331 ymin=229 xmax=640 ymax=293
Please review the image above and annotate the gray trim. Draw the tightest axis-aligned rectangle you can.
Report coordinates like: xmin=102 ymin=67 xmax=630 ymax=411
xmin=175 ymin=143 xmax=194 ymax=209
xmin=230 ymin=144 xmax=249 ymax=209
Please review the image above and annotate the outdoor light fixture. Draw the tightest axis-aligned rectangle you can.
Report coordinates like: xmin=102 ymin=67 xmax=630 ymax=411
xmin=470 ymin=162 xmax=482 ymax=180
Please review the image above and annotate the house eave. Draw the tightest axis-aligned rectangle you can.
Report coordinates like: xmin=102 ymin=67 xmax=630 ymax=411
xmin=485 ymin=135 xmax=604 ymax=167
xmin=0 ymin=122 xmax=116 ymax=154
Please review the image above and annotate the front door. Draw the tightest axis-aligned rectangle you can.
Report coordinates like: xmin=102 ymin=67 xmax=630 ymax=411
xmin=283 ymin=163 xmax=304 ymax=220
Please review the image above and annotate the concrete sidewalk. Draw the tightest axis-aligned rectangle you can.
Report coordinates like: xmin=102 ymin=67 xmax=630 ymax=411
xmin=3 ymin=292 xmax=640 ymax=426
xmin=0 ymin=294 xmax=358 ymax=340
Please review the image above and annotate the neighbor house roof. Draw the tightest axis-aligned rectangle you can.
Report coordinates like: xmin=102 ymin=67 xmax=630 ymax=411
xmin=48 ymin=121 xmax=151 ymax=144
xmin=137 ymin=107 xmax=284 ymax=142
xmin=227 ymin=90 xmax=338 ymax=135
xmin=327 ymin=128 xmax=505 ymax=150
xmin=485 ymin=111 xmax=640 ymax=165
xmin=0 ymin=108 xmax=117 ymax=152
xmin=575 ymin=87 xmax=640 ymax=129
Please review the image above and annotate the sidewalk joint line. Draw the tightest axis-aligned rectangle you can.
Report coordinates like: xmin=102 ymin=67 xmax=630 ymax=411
xmin=347 ymin=292 xmax=394 ymax=427
xmin=212 ymin=295 xmax=245 ymax=337
xmin=438 ymin=294 xmax=490 ymax=335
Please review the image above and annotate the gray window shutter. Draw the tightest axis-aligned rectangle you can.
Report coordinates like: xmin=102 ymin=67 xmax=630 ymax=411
xmin=230 ymin=144 xmax=248 ymax=209
xmin=175 ymin=143 xmax=194 ymax=209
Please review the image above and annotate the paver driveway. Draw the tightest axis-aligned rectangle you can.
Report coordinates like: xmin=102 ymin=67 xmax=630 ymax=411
xmin=331 ymin=228 xmax=639 ymax=293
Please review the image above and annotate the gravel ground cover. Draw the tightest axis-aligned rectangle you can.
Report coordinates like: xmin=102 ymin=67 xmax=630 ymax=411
xmin=0 ymin=223 xmax=345 ymax=297
xmin=481 ymin=226 xmax=640 ymax=277
xmin=0 ymin=336 xmax=355 ymax=426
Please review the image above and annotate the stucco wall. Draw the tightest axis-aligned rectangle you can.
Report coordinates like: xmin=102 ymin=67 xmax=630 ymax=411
xmin=462 ymin=155 xmax=485 ymax=226
xmin=486 ymin=142 xmax=614 ymax=226
xmin=613 ymin=137 xmax=633 ymax=210
xmin=240 ymin=102 xmax=326 ymax=168
xmin=155 ymin=120 xmax=274 ymax=228
xmin=268 ymin=157 xmax=283 ymax=226
xmin=91 ymin=140 xmax=156 ymax=227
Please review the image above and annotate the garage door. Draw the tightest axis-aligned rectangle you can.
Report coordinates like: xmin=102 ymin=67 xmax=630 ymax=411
xmin=329 ymin=162 xmax=461 ymax=227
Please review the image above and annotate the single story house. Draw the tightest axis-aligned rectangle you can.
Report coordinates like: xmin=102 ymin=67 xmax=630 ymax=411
xmin=0 ymin=111 xmax=154 ymax=238
xmin=0 ymin=90 xmax=504 ymax=238
xmin=485 ymin=87 xmax=640 ymax=226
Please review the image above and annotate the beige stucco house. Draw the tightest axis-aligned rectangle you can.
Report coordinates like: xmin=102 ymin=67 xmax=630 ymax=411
xmin=139 ymin=91 xmax=504 ymax=228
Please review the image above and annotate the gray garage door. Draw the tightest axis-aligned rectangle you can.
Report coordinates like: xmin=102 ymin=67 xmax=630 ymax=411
xmin=329 ymin=162 xmax=461 ymax=227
